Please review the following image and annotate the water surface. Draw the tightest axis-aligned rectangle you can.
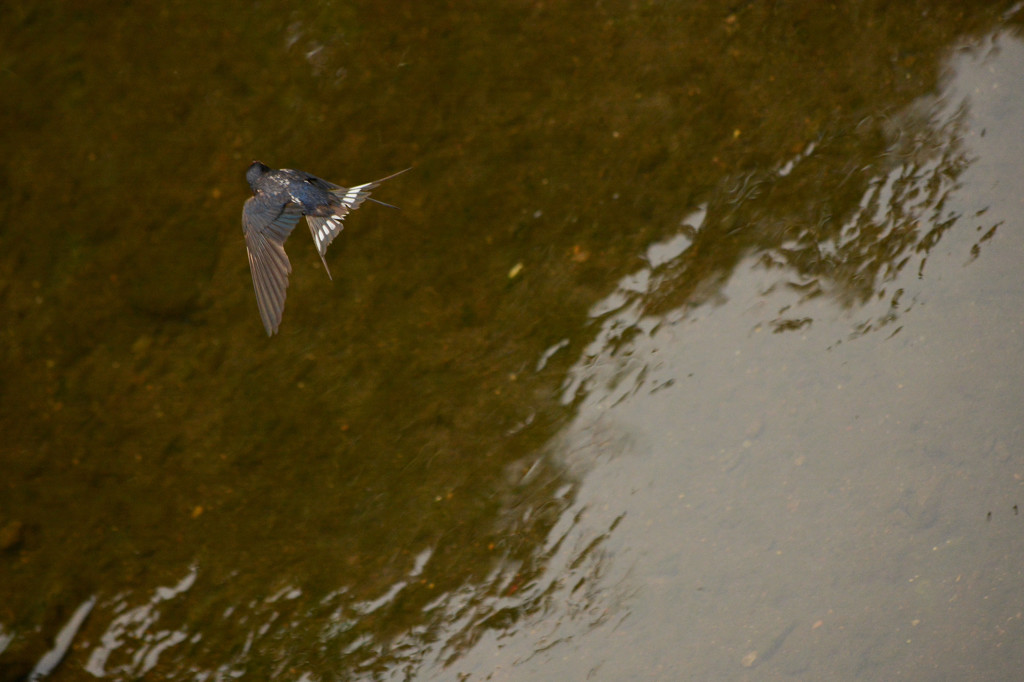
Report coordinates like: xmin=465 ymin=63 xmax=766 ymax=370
xmin=1 ymin=2 xmax=1022 ymax=680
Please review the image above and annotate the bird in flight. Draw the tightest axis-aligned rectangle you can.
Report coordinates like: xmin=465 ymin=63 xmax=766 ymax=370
xmin=242 ymin=162 xmax=408 ymax=335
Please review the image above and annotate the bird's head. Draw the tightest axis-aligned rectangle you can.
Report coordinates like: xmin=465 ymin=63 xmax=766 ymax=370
xmin=246 ymin=161 xmax=270 ymax=191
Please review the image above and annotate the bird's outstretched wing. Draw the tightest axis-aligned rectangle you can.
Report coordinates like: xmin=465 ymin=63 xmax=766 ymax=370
xmin=243 ymin=196 xmax=303 ymax=335
xmin=306 ymin=168 xmax=410 ymax=279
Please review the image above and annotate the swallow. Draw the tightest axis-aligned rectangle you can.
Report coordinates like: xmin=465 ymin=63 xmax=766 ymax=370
xmin=242 ymin=161 xmax=408 ymax=335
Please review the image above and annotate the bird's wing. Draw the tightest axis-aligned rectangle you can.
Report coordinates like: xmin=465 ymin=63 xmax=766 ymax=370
xmin=243 ymin=196 xmax=303 ymax=335
xmin=305 ymin=168 xmax=411 ymax=278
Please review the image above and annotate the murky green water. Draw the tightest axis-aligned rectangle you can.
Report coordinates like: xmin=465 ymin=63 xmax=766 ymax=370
xmin=2 ymin=2 xmax=1022 ymax=680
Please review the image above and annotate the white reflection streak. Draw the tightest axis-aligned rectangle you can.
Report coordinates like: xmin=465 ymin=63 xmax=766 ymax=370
xmin=536 ymin=338 xmax=569 ymax=371
xmin=561 ymin=209 xmax=706 ymax=407
xmin=353 ymin=581 xmax=407 ymax=616
xmin=28 ymin=595 xmax=96 ymax=680
xmin=85 ymin=565 xmax=198 ymax=677
xmin=266 ymin=585 xmax=303 ymax=603
xmin=776 ymin=139 xmax=818 ymax=178
xmin=134 ymin=629 xmax=187 ymax=676
xmin=560 ymin=296 xmax=650 ymax=408
xmin=414 ymin=499 xmax=626 ymax=673
xmin=351 ymin=547 xmax=435 ymax=616
xmin=409 ymin=547 xmax=434 ymax=577
xmin=645 ymin=204 xmax=705 ymax=267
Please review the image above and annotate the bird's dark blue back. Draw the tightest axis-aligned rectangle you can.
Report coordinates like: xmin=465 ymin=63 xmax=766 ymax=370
xmin=250 ymin=166 xmax=339 ymax=215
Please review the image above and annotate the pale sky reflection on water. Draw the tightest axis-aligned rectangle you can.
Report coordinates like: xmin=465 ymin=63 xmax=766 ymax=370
xmin=411 ymin=30 xmax=1024 ymax=681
